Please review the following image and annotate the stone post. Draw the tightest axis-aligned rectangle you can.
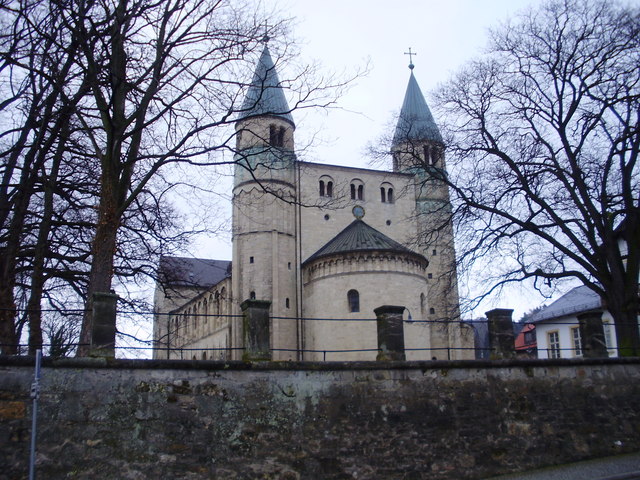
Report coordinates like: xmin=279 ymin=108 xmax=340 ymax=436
xmin=89 ymin=292 xmax=118 ymax=358
xmin=486 ymin=308 xmax=515 ymax=359
xmin=577 ymin=310 xmax=608 ymax=358
xmin=375 ymin=305 xmax=406 ymax=361
xmin=241 ymin=299 xmax=271 ymax=361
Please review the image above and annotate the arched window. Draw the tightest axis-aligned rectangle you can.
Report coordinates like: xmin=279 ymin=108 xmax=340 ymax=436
xmin=350 ymin=179 xmax=364 ymax=201
xmin=194 ymin=305 xmax=198 ymax=331
xmin=250 ymin=291 xmax=256 ymax=300
xmin=277 ymin=126 xmax=285 ymax=146
xmin=220 ymin=287 xmax=226 ymax=315
xmin=270 ymin=124 xmax=277 ymax=145
xmin=347 ymin=289 xmax=360 ymax=313
xmin=319 ymin=175 xmax=334 ymax=197
xmin=380 ymin=182 xmax=394 ymax=203
xmin=269 ymin=124 xmax=285 ymax=147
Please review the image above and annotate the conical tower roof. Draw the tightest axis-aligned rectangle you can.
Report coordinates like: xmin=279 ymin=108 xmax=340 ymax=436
xmin=238 ymin=45 xmax=294 ymax=125
xmin=393 ymin=71 xmax=442 ymax=145
xmin=303 ymin=219 xmax=427 ymax=266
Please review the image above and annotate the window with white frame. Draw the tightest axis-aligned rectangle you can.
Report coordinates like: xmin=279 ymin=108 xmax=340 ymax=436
xmin=571 ymin=326 xmax=582 ymax=356
xmin=548 ymin=331 xmax=561 ymax=359
xmin=603 ymin=321 xmax=613 ymax=352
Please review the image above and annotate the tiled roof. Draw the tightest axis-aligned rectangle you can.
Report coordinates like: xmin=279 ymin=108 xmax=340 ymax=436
xmin=529 ymin=285 xmax=601 ymax=323
xmin=238 ymin=45 xmax=294 ymax=125
xmin=303 ymin=220 xmax=426 ymax=265
xmin=393 ymin=71 xmax=443 ymax=145
xmin=159 ymin=256 xmax=231 ymax=288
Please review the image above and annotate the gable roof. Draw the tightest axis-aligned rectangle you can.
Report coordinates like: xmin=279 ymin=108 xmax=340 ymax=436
xmin=303 ymin=219 xmax=426 ymax=265
xmin=393 ymin=71 xmax=443 ymax=145
xmin=529 ymin=285 xmax=601 ymax=323
xmin=158 ymin=256 xmax=231 ymax=288
xmin=238 ymin=45 xmax=294 ymax=125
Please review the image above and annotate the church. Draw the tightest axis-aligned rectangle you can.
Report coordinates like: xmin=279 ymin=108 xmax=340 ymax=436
xmin=152 ymin=45 xmax=475 ymax=361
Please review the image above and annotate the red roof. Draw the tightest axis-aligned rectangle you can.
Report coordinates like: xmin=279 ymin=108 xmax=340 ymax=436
xmin=515 ymin=323 xmax=537 ymax=350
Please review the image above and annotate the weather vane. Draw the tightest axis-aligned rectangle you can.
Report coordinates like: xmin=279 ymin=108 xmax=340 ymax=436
xmin=404 ymin=48 xmax=417 ymax=70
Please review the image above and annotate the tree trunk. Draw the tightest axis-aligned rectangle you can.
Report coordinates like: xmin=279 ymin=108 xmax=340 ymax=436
xmin=605 ymin=289 xmax=640 ymax=357
xmin=27 ymin=128 xmax=66 ymax=354
xmin=77 ymin=175 xmax=120 ymax=356
xmin=0 ymin=272 xmax=18 ymax=355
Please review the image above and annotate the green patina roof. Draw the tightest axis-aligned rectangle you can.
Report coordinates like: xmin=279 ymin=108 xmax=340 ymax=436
xmin=303 ymin=219 xmax=426 ymax=265
xmin=393 ymin=71 xmax=442 ymax=144
xmin=238 ymin=46 xmax=294 ymax=125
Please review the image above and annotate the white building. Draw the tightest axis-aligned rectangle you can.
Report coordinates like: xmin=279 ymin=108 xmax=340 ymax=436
xmin=153 ymin=46 xmax=474 ymax=361
xmin=531 ymin=286 xmax=618 ymax=359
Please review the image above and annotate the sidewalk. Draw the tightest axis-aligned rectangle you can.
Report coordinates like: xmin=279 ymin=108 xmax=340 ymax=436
xmin=485 ymin=452 xmax=640 ymax=480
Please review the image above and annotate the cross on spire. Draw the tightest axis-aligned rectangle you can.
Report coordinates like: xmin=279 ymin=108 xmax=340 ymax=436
xmin=262 ymin=21 xmax=270 ymax=44
xmin=404 ymin=48 xmax=417 ymax=70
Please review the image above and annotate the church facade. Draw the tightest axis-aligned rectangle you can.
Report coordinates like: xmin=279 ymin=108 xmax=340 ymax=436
xmin=153 ymin=46 xmax=475 ymax=361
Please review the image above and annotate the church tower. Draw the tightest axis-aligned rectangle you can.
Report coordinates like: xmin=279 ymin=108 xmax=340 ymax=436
xmin=232 ymin=45 xmax=298 ymax=360
xmin=392 ymin=61 xmax=463 ymax=359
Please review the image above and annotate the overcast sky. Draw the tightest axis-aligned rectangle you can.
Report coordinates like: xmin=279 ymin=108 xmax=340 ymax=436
xmin=278 ymin=0 xmax=540 ymax=168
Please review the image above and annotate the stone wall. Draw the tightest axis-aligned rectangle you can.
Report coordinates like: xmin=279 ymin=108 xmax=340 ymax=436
xmin=1 ymin=356 xmax=640 ymax=479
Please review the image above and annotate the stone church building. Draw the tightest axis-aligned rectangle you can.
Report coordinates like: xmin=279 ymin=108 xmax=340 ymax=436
xmin=153 ymin=46 xmax=475 ymax=361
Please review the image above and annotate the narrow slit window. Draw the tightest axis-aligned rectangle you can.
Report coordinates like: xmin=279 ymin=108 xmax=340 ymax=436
xmin=269 ymin=124 xmax=277 ymax=145
xmin=319 ymin=180 xmax=325 ymax=196
xmin=347 ymin=289 xmax=360 ymax=313
xmin=380 ymin=187 xmax=386 ymax=203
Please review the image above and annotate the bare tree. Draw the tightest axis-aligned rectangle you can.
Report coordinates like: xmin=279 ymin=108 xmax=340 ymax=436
xmin=0 ymin=0 xmax=351 ymax=355
xmin=0 ymin=0 xmax=87 ymax=353
xmin=430 ymin=0 xmax=639 ymax=354
xmin=64 ymin=0 xmax=348 ymax=355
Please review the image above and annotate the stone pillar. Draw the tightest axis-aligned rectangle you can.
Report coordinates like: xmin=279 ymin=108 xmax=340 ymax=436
xmin=375 ymin=305 xmax=406 ymax=361
xmin=90 ymin=292 xmax=118 ymax=358
xmin=578 ymin=310 xmax=609 ymax=358
xmin=486 ymin=308 xmax=515 ymax=359
xmin=241 ymin=299 xmax=271 ymax=361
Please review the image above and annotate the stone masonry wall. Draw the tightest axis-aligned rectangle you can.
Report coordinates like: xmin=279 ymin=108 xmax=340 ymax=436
xmin=1 ymin=357 xmax=640 ymax=479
